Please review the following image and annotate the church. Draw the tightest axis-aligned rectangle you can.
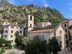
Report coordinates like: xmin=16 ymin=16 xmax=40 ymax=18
xmin=27 ymin=14 xmax=65 ymax=49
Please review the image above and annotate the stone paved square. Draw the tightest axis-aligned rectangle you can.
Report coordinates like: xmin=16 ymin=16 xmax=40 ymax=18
xmin=59 ymin=50 xmax=72 ymax=54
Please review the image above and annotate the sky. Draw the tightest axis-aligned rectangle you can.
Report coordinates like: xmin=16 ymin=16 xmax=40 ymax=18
xmin=7 ymin=0 xmax=72 ymax=19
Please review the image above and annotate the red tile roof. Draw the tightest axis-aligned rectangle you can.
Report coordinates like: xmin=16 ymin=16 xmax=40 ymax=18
xmin=61 ymin=20 xmax=69 ymax=23
xmin=61 ymin=19 xmax=72 ymax=24
xmin=29 ymin=29 xmax=53 ymax=33
xmin=29 ymin=24 xmax=59 ymax=33
xmin=4 ymin=22 xmax=19 ymax=26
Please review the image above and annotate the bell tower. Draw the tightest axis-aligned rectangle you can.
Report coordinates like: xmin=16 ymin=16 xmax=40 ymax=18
xmin=26 ymin=14 xmax=34 ymax=32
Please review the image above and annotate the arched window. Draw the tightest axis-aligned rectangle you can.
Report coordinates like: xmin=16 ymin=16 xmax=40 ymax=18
xmin=65 ymin=34 xmax=67 ymax=39
xmin=64 ymin=24 xmax=66 ymax=27
xmin=30 ymin=16 xmax=32 ymax=20
xmin=30 ymin=24 xmax=32 ymax=27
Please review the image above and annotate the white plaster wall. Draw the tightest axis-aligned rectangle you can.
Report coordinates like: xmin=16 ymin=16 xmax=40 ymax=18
xmin=3 ymin=26 xmax=9 ymax=40
xmin=56 ymin=25 xmax=65 ymax=49
xmin=19 ymin=27 xmax=24 ymax=36
xmin=61 ymin=23 xmax=69 ymax=40
xmin=0 ymin=34 xmax=2 ymax=38
xmin=29 ymin=32 xmax=54 ymax=41
xmin=69 ymin=29 xmax=72 ymax=40
xmin=38 ymin=22 xmax=51 ymax=28
xmin=27 ymin=15 xmax=34 ymax=31
xmin=61 ymin=23 xmax=69 ymax=30
xmin=69 ymin=29 xmax=72 ymax=36
xmin=69 ymin=20 xmax=72 ymax=26
xmin=42 ymin=22 xmax=51 ymax=27
xmin=3 ymin=26 xmax=20 ymax=45
xmin=3 ymin=22 xmax=10 ymax=25
xmin=27 ymin=15 xmax=34 ymax=21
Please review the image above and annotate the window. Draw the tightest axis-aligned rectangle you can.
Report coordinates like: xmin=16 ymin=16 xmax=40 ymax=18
xmin=5 ymin=30 xmax=8 ymax=33
xmin=20 ymin=31 xmax=22 ymax=33
xmin=23 ymin=28 xmax=26 ymax=36
xmin=65 ymin=29 xmax=67 ymax=32
xmin=65 ymin=34 xmax=67 ymax=39
xmin=71 ymin=43 xmax=72 ymax=45
xmin=30 ymin=24 xmax=32 ymax=27
xmin=11 ymin=30 xmax=13 ymax=33
xmin=24 ymin=31 xmax=25 ymax=36
xmin=17 ymin=27 xmax=18 ymax=29
xmin=30 ymin=16 xmax=32 ymax=20
xmin=11 ymin=26 xmax=14 ymax=28
xmin=11 ymin=35 xmax=13 ymax=38
xmin=24 ymin=28 xmax=25 ymax=30
xmin=60 ymin=41 xmax=62 ymax=47
xmin=5 ymin=35 xmax=7 ymax=38
xmin=66 ymin=40 xmax=69 ymax=46
xmin=20 ymin=27 xmax=22 ymax=29
xmin=64 ymin=24 xmax=66 ymax=27
xmin=5 ymin=26 xmax=8 ymax=28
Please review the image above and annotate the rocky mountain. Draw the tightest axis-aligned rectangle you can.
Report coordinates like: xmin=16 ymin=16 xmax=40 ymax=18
xmin=0 ymin=0 xmax=64 ymax=25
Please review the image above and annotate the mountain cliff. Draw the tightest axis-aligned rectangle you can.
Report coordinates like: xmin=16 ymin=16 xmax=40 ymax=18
xmin=0 ymin=0 xmax=64 ymax=25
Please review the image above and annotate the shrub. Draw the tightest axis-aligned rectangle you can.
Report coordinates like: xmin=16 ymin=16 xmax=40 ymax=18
xmin=47 ymin=37 xmax=61 ymax=54
xmin=24 ymin=36 xmax=47 ymax=54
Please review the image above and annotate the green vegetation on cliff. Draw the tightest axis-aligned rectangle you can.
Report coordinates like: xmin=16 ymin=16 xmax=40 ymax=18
xmin=0 ymin=0 xmax=64 ymax=25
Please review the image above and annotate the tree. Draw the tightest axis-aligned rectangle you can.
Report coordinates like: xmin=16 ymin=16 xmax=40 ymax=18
xmin=0 ymin=38 xmax=8 ymax=47
xmin=47 ymin=37 xmax=61 ymax=54
xmin=0 ymin=38 xmax=11 ymax=48
xmin=24 ymin=36 xmax=47 ymax=54
xmin=15 ymin=31 xmax=19 ymax=36
xmin=15 ymin=36 xmax=24 ymax=47
xmin=0 ymin=48 xmax=5 ymax=54
xmin=47 ymin=39 xmax=52 ymax=54
xmin=5 ymin=41 xmax=11 ymax=47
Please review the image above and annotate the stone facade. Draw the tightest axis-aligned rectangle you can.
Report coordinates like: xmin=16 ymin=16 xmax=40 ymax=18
xmin=29 ymin=24 xmax=66 ymax=49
